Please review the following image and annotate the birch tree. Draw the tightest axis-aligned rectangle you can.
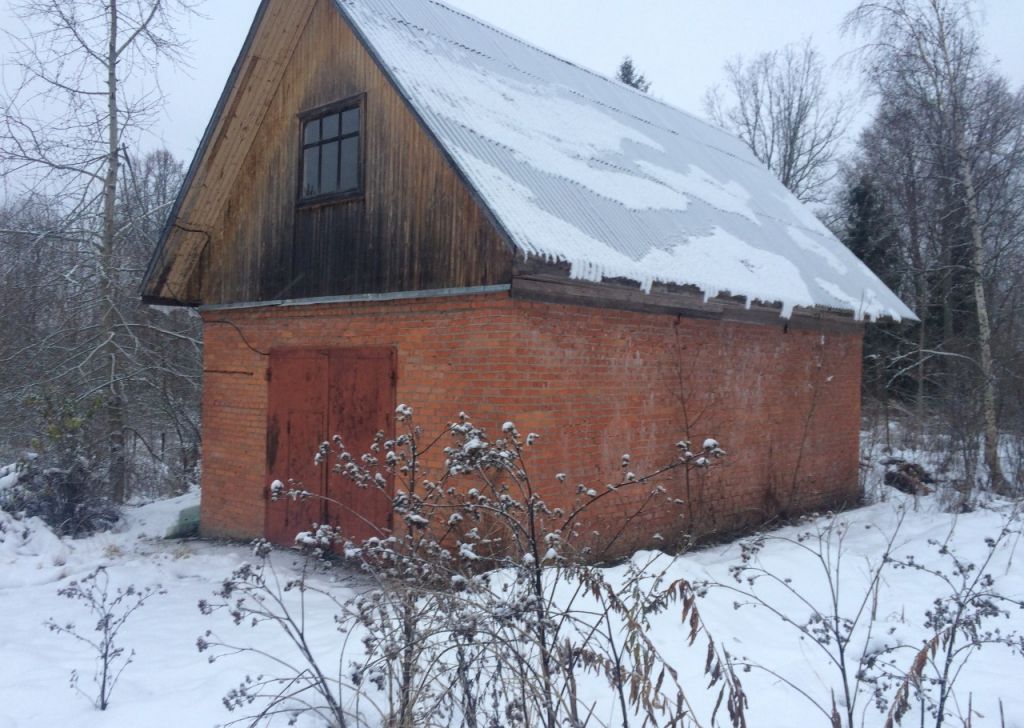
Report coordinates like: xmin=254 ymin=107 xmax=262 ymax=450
xmin=0 ymin=0 xmax=199 ymax=500
xmin=844 ymin=0 xmax=1024 ymax=491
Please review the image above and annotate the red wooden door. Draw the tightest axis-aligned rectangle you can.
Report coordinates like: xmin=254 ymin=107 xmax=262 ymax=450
xmin=266 ymin=350 xmax=329 ymax=546
xmin=325 ymin=348 xmax=395 ymax=543
xmin=265 ymin=348 xmax=395 ymax=546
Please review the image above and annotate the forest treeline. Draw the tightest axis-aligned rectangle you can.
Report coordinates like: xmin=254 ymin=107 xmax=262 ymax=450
xmin=0 ymin=0 xmax=201 ymax=508
xmin=0 ymin=151 xmax=201 ymax=500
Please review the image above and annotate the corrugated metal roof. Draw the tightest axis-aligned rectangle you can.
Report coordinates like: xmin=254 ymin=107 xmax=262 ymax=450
xmin=337 ymin=0 xmax=915 ymax=321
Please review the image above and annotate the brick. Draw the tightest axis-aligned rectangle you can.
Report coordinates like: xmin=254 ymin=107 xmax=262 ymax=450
xmin=199 ymin=292 xmax=862 ymax=554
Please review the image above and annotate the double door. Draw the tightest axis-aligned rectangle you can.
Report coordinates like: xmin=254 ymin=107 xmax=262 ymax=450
xmin=265 ymin=348 xmax=395 ymax=546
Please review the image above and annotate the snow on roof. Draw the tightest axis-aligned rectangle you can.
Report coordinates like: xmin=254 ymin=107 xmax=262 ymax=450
xmin=337 ymin=0 xmax=915 ymax=321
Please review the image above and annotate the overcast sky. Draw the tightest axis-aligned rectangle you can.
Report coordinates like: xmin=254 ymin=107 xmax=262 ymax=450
xmin=3 ymin=0 xmax=1023 ymax=166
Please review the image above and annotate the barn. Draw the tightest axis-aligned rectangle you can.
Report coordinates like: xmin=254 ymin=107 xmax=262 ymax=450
xmin=142 ymin=0 xmax=914 ymax=552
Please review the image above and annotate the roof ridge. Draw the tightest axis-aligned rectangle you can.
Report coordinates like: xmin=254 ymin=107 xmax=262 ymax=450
xmin=415 ymin=5 xmax=855 ymax=244
xmin=343 ymin=0 xmax=761 ymax=172
xmin=341 ymin=0 xmax=839 ymax=240
xmin=419 ymin=0 xmax=737 ymax=141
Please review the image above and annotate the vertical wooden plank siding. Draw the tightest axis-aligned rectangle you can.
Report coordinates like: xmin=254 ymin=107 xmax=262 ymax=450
xmin=201 ymin=0 xmax=513 ymax=305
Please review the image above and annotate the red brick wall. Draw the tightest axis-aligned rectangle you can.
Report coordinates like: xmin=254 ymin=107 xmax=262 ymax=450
xmin=199 ymin=292 xmax=862 ymax=553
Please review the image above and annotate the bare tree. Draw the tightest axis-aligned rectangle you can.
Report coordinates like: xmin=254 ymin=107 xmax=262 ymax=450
xmin=845 ymin=0 xmax=1024 ymax=492
xmin=0 ymin=153 xmax=202 ymax=498
xmin=118 ymin=150 xmax=202 ymax=493
xmin=0 ymin=0 xmax=200 ymax=501
xmin=704 ymin=39 xmax=850 ymax=203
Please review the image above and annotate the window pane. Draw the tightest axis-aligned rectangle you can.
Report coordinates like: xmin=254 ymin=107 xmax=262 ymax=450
xmin=321 ymin=140 xmax=339 ymax=194
xmin=321 ymin=113 xmax=339 ymax=139
xmin=342 ymin=108 xmax=360 ymax=136
xmin=303 ymin=147 xmax=320 ymax=196
xmin=340 ymin=136 xmax=359 ymax=191
xmin=303 ymin=119 xmax=320 ymax=145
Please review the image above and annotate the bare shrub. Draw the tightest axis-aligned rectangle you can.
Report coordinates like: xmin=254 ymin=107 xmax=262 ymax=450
xmin=45 ymin=566 xmax=163 ymax=710
xmin=705 ymin=497 xmax=1024 ymax=728
xmin=708 ymin=509 xmax=905 ymax=728
xmin=864 ymin=506 xmax=1024 ymax=727
xmin=1 ymin=396 xmax=119 ymax=537
xmin=200 ymin=406 xmax=746 ymax=727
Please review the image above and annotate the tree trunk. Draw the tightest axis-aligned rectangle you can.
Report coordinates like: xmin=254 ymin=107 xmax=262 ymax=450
xmin=915 ymin=270 xmax=928 ymax=445
xmin=926 ymin=0 xmax=1010 ymax=493
xmin=103 ymin=0 xmax=127 ymax=504
xmin=906 ymin=204 xmax=926 ymax=448
xmin=955 ymin=139 xmax=1008 ymax=493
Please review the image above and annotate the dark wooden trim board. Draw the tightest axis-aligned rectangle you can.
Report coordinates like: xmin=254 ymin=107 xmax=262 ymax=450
xmin=510 ymin=262 xmax=865 ymax=335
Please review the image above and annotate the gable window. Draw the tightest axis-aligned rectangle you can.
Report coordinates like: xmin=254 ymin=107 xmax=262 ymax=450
xmin=300 ymin=99 xmax=362 ymax=201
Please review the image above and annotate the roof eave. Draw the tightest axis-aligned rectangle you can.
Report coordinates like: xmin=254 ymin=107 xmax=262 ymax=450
xmin=140 ymin=0 xmax=276 ymax=305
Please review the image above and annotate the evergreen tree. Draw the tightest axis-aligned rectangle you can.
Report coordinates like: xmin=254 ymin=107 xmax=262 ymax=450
xmin=842 ymin=172 xmax=901 ymax=292
xmin=839 ymin=170 xmax=913 ymax=407
xmin=616 ymin=56 xmax=652 ymax=92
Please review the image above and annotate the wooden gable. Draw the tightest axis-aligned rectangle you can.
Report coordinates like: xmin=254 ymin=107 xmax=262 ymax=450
xmin=143 ymin=0 xmax=514 ymax=306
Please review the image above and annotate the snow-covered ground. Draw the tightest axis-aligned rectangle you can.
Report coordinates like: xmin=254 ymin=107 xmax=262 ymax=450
xmin=1 ymin=483 xmax=1022 ymax=727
